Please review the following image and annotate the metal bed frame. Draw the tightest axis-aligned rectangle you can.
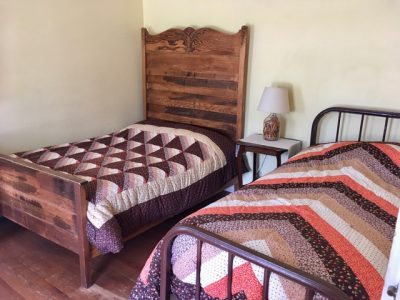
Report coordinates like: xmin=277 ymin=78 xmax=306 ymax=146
xmin=160 ymin=106 xmax=400 ymax=300
xmin=310 ymin=106 xmax=400 ymax=146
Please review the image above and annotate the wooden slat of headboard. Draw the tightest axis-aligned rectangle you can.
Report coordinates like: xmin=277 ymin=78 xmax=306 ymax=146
xmin=142 ymin=26 xmax=249 ymax=140
xmin=147 ymin=89 xmax=237 ymax=106
xmin=146 ymin=53 xmax=240 ymax=81
xmin=148 ymin=75 xmax=238 ymax=96
xmin=147 ymin=76 xmax=238 ymax=99
xmin=147 ymin=93 xmax=237 ymax=115
xmin=147 ymin=111 xmax=237 ymax=138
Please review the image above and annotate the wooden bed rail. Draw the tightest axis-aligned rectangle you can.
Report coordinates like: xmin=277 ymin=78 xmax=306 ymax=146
xmin=0 ymin=154 xmax=91 ymax=288
xmin=160 ymin=225 xmax=348 ymax=300
xmin=310 ymin=106 xmax=400 ymax=146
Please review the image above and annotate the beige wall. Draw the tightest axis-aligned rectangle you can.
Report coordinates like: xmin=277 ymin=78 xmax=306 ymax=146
xmin=2 ymin=1 xmax=399 ymax=154
xmin=143 ymin=0 xmax=400 ymax=145
xmin=0 ymin=0 xmax=143 ymax=154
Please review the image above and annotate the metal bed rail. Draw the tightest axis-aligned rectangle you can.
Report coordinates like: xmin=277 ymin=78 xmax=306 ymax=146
xmin=160 ymin=225 xmax=348 ymax=300
xmin=310 ymin=106 xmax=400 ymax=146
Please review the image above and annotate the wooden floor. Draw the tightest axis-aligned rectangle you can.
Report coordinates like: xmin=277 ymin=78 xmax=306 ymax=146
xmin=0 ymin=192 xmax=228 ymax=300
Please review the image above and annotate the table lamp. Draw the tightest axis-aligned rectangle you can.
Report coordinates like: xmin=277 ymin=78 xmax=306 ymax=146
xmin=257 ymin=87 xmax=290 ymax=141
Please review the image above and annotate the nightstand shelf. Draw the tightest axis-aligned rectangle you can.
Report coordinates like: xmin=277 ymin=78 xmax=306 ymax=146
xmin=236 ymin=134 xmax=302 ymax=188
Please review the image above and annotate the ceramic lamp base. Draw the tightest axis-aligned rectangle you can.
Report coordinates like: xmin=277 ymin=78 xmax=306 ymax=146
xmin=263 ymin=113 xmax=280 ymax=141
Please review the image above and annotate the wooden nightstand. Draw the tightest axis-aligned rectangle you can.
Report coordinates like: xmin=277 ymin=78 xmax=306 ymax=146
xmin=236 ymin=134 xmax=302 ymax=188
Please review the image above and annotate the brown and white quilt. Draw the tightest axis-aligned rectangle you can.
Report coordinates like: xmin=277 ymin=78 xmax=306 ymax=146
xmin=12 ymin=120 xmax=236 ymax=253
xmin=131 ymin=141 xmax=400 ymax=300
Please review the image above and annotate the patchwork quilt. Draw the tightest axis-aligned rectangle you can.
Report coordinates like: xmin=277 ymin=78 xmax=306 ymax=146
xmin=131 ymin=142 xmax=400 ymax=300
xmin=12 ymin=120 xmax=236 ymax=253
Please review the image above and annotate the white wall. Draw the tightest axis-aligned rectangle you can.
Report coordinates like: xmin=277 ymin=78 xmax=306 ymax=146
xmin=0 ymin=0 xmax=143 ymax=154
xmin=143 ymin=0 xmax=400 ymax=146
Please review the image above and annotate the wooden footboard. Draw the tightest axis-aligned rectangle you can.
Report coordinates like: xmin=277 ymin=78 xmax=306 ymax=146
xmin=160 ymin=225 xmax=348 ymax=300
xmin=0 ymin=154 xmax=91 ymax=287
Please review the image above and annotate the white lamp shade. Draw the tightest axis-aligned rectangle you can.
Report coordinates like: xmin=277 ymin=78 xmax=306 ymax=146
xmin=257 ymin=87 xmax=290 ymax=113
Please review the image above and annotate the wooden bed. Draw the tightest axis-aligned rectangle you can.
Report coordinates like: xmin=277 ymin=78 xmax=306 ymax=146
xmin=0 ymin=25 xmax=249 ymax=288
xmin=158 ymin=106 xmax=400 ymax=300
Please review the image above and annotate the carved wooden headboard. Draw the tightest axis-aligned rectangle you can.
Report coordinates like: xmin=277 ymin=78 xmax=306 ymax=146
xmin=142 ymin=26 xmax=249 ymax=140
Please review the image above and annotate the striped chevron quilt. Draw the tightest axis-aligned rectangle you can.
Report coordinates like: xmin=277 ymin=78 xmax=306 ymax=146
xmin=131 ymin=141 xmax=400 ymax=300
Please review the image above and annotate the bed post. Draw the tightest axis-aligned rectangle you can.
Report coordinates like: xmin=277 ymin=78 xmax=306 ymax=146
xmin=236 ymin=25 xmax=249 ymax=140
xmin=75 ymin=183 xmax=91 ymax=288
xmin=142 ymin=28 xmax=148 ymax=120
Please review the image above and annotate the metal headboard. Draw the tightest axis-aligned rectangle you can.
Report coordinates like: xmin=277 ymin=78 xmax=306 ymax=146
xmin=310 ymin=106 xmax=400 ymax=146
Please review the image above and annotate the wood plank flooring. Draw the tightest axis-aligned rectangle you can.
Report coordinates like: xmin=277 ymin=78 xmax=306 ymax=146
xmin=0 ymin=192 xmax=228 ymax=299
